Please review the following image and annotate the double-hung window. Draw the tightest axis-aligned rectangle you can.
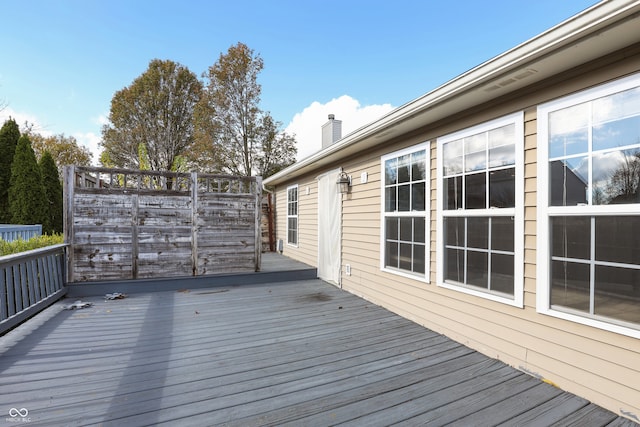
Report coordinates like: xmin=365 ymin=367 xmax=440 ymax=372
xmin=437 ymin=113 xmax=524 ymax=306
xmin=537 ymin=73 xmax=640 ymax=337
xmin=381 ymin=143 xmax=429 ymax=281
xmin=286 ymin=185 xmax=298 ymax=246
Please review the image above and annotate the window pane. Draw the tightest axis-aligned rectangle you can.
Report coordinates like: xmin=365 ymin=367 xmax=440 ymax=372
xmin=550 ymin=260 xmax=590 ymax=312
xmin=287 ymin=218 xmax=297 ymax=244
xmin=594 ymin=265 xmax=640 ymax=324
xmin=386 ymin=241 xmax=399 ymax=269
xmin=413 ymin=244 xmax=426 ymax=274
xmin=596 ymin=216 xmax=640 ymax=265
xmin=465 ymin=172 xmax=486 ymax=209
xmin=489 ymin=168 xmax=515 ymax=208
xmin=489 ymin=144 xmax=515 ymax=169
xmin=488 ymin=124 xmax=515 ymax=167
xmin=592 ymin=86 xmax=640 ymax=128
xmin=414 ymin=217 xmax=425 ymax=244
xmin=467 ymin=217 xmax=488 ymax=249
xmin=592 ymin=149 xmax=640 ymax=205
xmin=385 ymin=158 xmax=397 ymax=185
xmin=548 ymin=103 xmax=589 ymax=158
xmin=549 ymin=158 xmax=588 ymax=206
xmin=491 ymin=253 xmax=514 ymax=295
xmin=445 ymin=217 xmax=464 ymax=247
xmin=398 ymin=154 xmax=410 ymax=183
xmin=467 ymin=250 xmax=488 ymax=288
xmin=445 ymin=248 xmax=464 ymax=283
xmin=399 ymin=243 xmax=412 ymax=270
xmin=398 ymin=185 xmax=410 ymax=211
xmin=386 ymin=217 xmax=398 ymax=240
xmin=445 ymin=176 xmax=462 ymax=210
xmin=411 ymin=150 xmax=427 ymax=181
xmin=385 ymin=187 xmax=396 ymax=212
xmin=465 ymin=133 xmax=486 ymax=172
xmin=593 ymin=116 xmax=640 ymax=152
xmin=412 ymin=182 xmax=426 ymax=211
xmin=400 ymin=217 xmax=413 ymax=241
xmin=492 ymin=217 xmax=514 ymax=252
xmin=551 ymin=216 xmax=590 ymax=260
xmin=443 ymin=139 xmax=463 ymax=175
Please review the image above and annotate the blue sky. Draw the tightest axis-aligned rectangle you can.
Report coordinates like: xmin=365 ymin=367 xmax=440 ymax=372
xmin=0 ymin=0 xmax=599 ymax=162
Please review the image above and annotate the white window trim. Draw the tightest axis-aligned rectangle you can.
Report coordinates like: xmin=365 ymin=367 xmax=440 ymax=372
xmin=536 ymin=72 xmax=640 ymax=339
xmin=286 ymin=184 xmax=298 ymax=247
xmin=380 ymin=142 xmax=430 ymax=283
xmin=436 ymin=112 xmax=525 ymax=307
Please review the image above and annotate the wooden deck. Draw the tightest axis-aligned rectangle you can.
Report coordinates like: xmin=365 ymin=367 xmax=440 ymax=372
xmin=0 ymin=277 xmax=636 ymax=426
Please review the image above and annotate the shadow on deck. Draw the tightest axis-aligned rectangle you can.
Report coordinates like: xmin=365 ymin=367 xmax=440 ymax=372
xmin=0 ymin=254 xmax=637 ymax=426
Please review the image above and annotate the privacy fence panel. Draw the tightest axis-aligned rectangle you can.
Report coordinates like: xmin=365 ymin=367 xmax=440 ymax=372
xmin=64 ymin=166 xmax=262 ymax=283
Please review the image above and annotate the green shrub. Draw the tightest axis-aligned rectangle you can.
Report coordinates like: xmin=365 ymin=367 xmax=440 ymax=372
xmin=0 ymin=233 xmax=64 ymax=256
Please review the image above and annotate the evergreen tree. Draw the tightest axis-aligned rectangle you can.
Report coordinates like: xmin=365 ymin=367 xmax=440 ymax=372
xmin=0 ymin=118 xmax=21 ymax=222
xmin=39 ymin=151 xmax=63 ymax=234
xmin=9 ymin=135 xmax=49 ymax=229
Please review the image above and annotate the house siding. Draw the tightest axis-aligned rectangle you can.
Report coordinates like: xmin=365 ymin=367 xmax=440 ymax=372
xmin=272 ymin=45 xmax=640 ymax=420
xmin=275 ymin=175 xmax=318 ymax=268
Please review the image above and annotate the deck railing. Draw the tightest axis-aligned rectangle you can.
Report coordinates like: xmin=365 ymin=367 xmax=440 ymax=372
xmin=0 ymin=244 xmax=67 ymax=335
xmin=0 ymin=224 xmax=42 ymax=242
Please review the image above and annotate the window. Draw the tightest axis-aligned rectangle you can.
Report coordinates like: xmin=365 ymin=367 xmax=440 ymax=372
xmin=381 ymin=143 xmax=429 ymax=280
xmin=286 ymin=185 xmax=298 ymax=246
xmin=537 ymin=73 xmax=640 ymax=337
xmin=437 ymin=113 xmax=524 ymax=306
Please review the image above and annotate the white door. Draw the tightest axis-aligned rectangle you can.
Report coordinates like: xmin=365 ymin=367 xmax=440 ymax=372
xmin=317 ymin=169 xmax=342 ymax=286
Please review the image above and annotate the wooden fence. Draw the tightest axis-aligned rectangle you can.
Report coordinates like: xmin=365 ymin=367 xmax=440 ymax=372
xmin=0 ymin=224 xmax=42 ymax=242
xmin=64 ymin=166 xmax=262 ymax=283
xmin=0 ymin=244 xmax=67 ymax=335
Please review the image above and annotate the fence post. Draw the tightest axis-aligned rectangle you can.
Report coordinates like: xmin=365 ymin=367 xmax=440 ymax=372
xmin=254 ymin=177 xmax=263 ymax=272
xmin=191 ymin=171 xmax=199 ymax=276
xmin=63 ymin=165 xmax=75 ymax=283
xmin=131 ymin=194 xmax=138 ymax=279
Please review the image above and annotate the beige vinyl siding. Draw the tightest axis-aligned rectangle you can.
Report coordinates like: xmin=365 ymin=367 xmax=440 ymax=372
xmin=523 ymin=108 xmax=538 ymax=311
xmin=272 ymin=44 xmax=640 ymax=418
xmin=274 ymin=175 xmax=318 ymax=268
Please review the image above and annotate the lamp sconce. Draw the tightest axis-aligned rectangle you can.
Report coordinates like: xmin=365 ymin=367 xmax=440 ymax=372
xmin=336 ymin=171 xmax=351 ymax=194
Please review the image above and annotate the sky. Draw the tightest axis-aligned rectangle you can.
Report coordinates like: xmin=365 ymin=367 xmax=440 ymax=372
xmin=0 ymin=0 xmax=600 ymax=163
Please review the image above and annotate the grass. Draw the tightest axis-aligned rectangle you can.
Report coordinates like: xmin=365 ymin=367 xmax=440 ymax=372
xmin=0 ymin=234 xmax=64 ymax=256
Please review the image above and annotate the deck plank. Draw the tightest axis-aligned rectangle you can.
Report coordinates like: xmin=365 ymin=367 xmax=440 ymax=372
xmin=0 ymin=278 xmax=634 ymax=426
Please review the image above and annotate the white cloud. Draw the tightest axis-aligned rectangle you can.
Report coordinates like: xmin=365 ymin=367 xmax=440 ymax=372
xmin=0 ymin=107 xmax=53 ymax=136
xmin=73 ymin=131 xmax=102 ymax=165
xmin=1 ymin=107 xmax=102 ymax=165
xmin=285 ymin=95 xmax=395 ymax=161
xmin=92 ymin=114 xmax=109 ymax=127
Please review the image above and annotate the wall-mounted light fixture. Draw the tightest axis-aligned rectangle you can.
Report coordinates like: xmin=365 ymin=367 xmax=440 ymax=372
xmin=336 ymin=171 xmax=351 ymax=194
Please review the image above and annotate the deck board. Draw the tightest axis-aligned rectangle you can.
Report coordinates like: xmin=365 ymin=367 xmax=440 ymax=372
xmin=0 ymin=278 xmax=634 ymax=426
